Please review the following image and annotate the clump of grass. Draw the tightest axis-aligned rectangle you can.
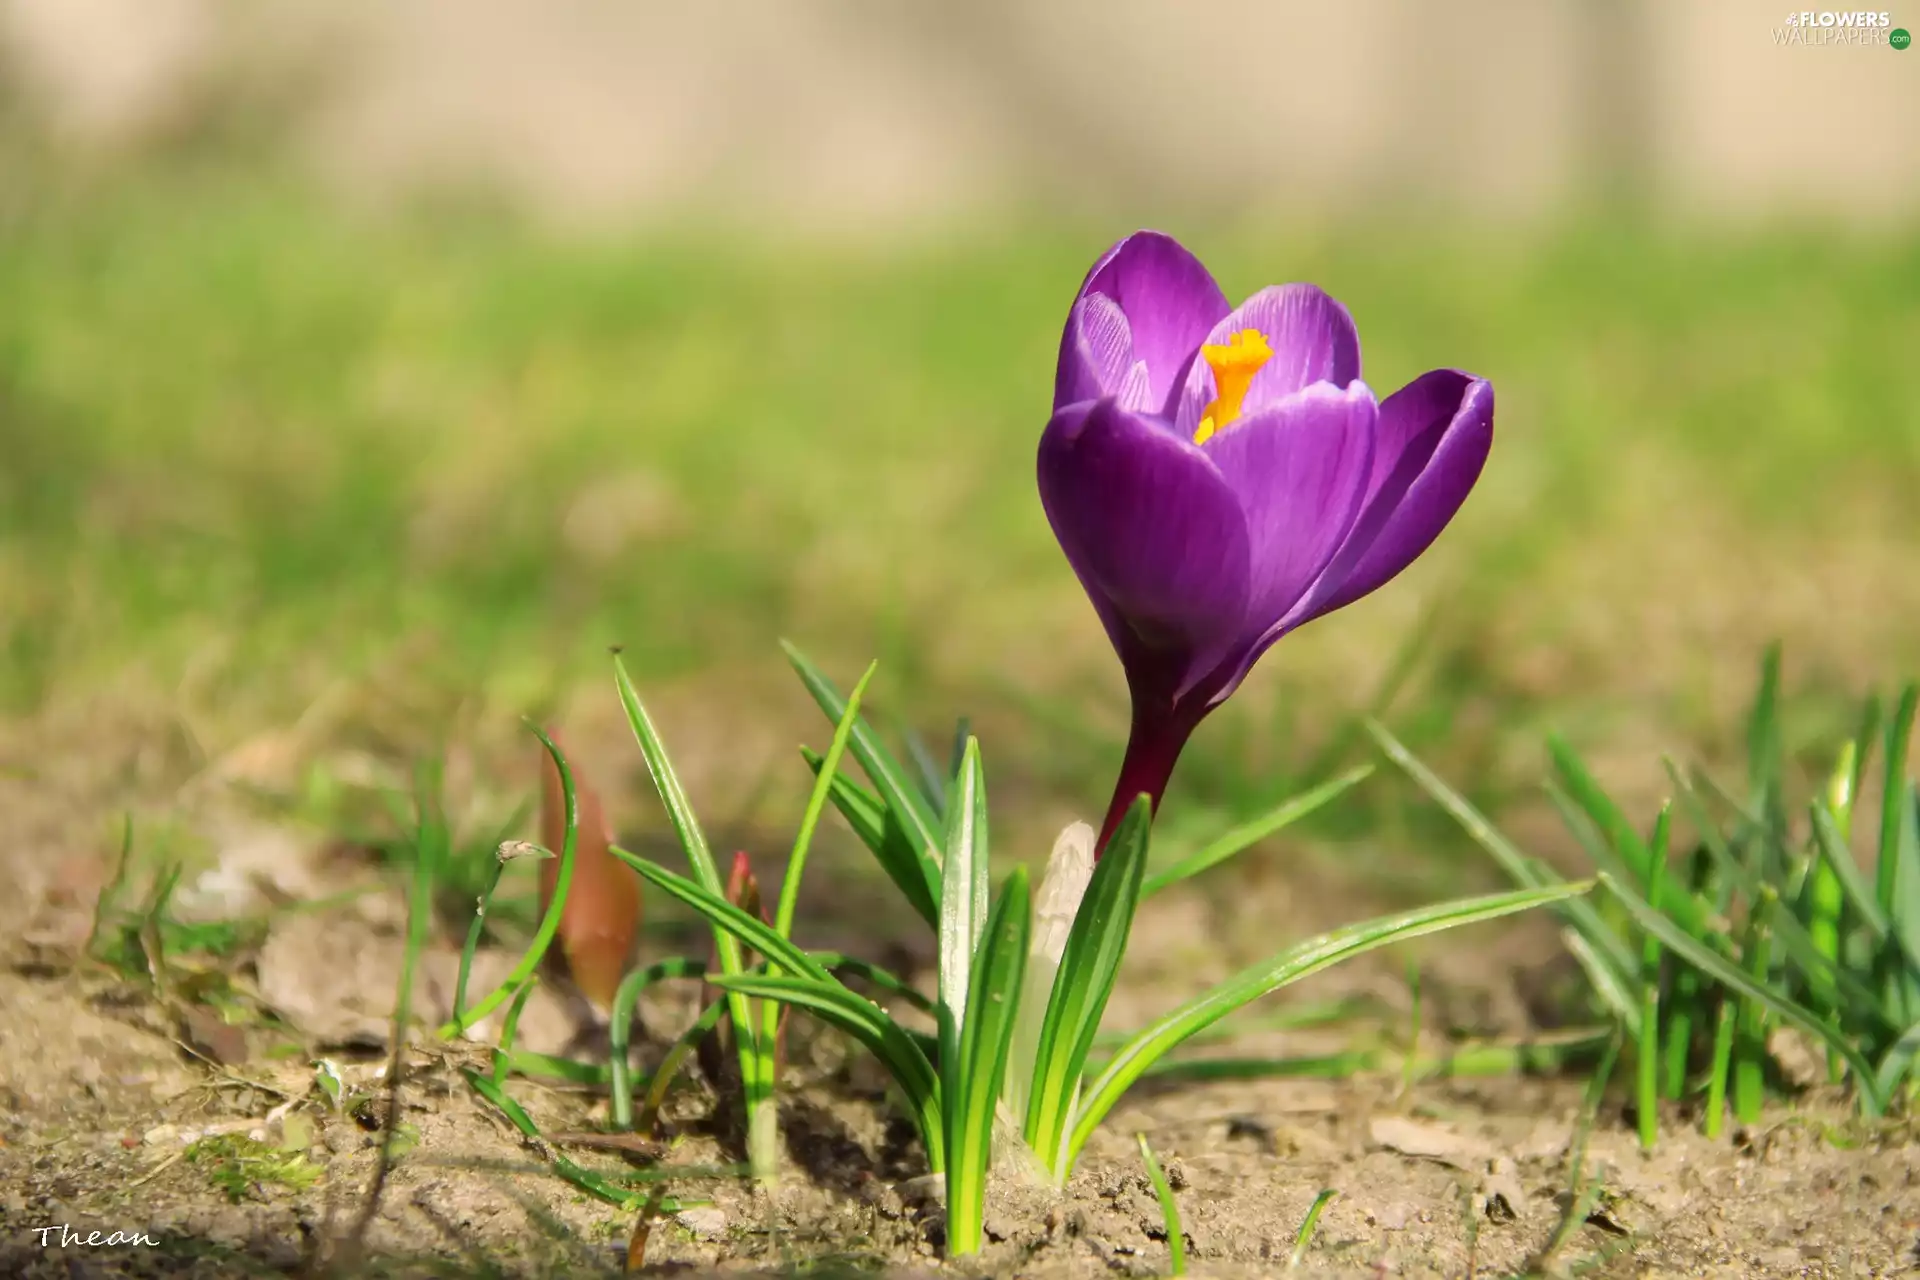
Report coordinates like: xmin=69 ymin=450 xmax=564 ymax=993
xmin=85 ymin=822 xmax=265 ymax=985
xmin=1374 ymin=645 xmax=1920 ymax=1137
xmin=185 ymin=1133 xmax=322 ymax=1203
xmin=348 ymin=752 xmax=721 ymax=1255
xmin=607 ymin=644 xmax=1583 ymax=1257
xmin=441 ymin=716 xmax=890 ymax=1202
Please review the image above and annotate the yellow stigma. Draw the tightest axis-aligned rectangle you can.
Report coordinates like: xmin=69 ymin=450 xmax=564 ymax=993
xmin=1192 ymin=328 xmax=1273 ymax=444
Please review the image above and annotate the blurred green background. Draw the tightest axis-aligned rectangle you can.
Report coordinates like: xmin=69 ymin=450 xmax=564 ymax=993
xmin=2 ymin=1 xmax=1917 ymax=897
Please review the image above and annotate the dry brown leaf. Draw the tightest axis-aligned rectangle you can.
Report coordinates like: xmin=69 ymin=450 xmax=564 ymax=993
xmin=538 ymin=727 xmax=642 ymax=1011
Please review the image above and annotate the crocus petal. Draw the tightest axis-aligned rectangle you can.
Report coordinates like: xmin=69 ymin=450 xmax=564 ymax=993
xmin=1056 ymin=292 xmax=1156 ymax=412
xmin=1202 ymin=382 xmax=1377 ymax=644
xmin=1056 ymin=232 xmax=1230 ymax=413
xmin=1059 ymin=293 xmax=1159 ymax=412
xmin=1037 ymin=398 xmax=1252 ymax=698
xmin=1292 ymin=370 xmax=1494 ymax=623
xmin=1173 ymin=284 xmax=1362 ymax=435
xmin=1059 ymin=292 xmax=1135 ymax=403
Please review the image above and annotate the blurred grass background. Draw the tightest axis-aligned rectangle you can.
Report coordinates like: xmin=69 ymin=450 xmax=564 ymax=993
xmin=2 ymin=3 xmax=1918 ymax=907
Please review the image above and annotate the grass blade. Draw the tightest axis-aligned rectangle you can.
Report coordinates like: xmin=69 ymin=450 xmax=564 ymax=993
xmin=1024 ymin=796 xmax=1152 ymax=1178
xmin=614 ymin=656 xmax=727 ymax=903
xmin=946 ymin=866 xmax=1030 ymax=1257
xmin=1877 ymin=684 xmax=1917 ymax=912
xmin=1529 ymin=1030 xmax=1623 ymax=1272
xmin=1731 ymin=891 xmax=1776 ymax=1126
xmin=812 ymin=952 xmax=940 ymax=1019
xmin=613 ymin=854 xmax=836 ymax=987
xmin=1547 ymin=735 xmax=1659 ymax=889
xmin=1807 ymin=746 xmax=1857 ymax=1081
xmin=759 ymin=660 xmax=878 ymax=1161
xmin=1136 ymin=1133 xmax=1186 ymax=1276
xmin=1703 ymin=989 xmax=1736 ymax=1138
xmin=1888 ymin=781 xmax=1920 ymax=1022
xmin=613 ymin=655 xmax=778 ymax=1174
xmin=1543 ymin=781 xmax=1655 ymax=920
xmin=612 ymin=659 xmax=759 ymax=1009
xmin=1141 ymin=765 xmax=1374 ymax=899
xmin=711 ymin=973 xmax=943 ymax=1170
xmin=1636 ymin=804 xmax=1669 ymax=1151
xmin=1872 ymin=1019 xmax=1920 ymax=1101
xmin=782 ymin=641 xmax=944 ymax=887
xmin=801 ymin=746 xmax=939 ymax=929
xmin=1690 ymin=803 xmax=1888 ymax=1029
xmin=451 ymin=851 xmax=510 ymax=1032
xmin=1661 ymin=757 xmax=1756 ymax=930
xmin=1069 ymin=881 xmax=1590 ymax=1170
xmin=1810 ymin=799 xmax=1920 ymax=1029
xmin=777 ymin=661 xmax=878 ymax=942
xmin=465 ymin=1070 xmax=675 ymax=1210
xmin=1132 ymin=1050 xmax=1378 ymax=1084
xmin=619 ymin=849 xmax=947 ymax=1164
xmin=1288 ymin=1188 xmax=1339 ymax=1270
xmin=903 ymin=723 xmax=950 ymax=824
xmin=1550 ymin=744 xmax=1712 ymax=941
xmin=1809 ymin=804 xmax=1895 ymax=940
xmin=1368 ymin=720 xmax=1640 ymax=1006
xmin=492 ymin=978 xmax=539 ymax=1084
xmin=608 ymin=956 xmax=706 ymax=1130
xmin=1849 ymin=695 xmax=1883 ymax=820
xmin=1744 ymin=643 xmax=1788 ymax=872
xmin=1661 ymin=953 xmax=1702 ymax=1102
xmin=637 ymin=998 xmax=729 ymax=1137
xmin=438 ymin=726 xmax=577 ymax=1039
xmin=1565 ymin=929 xmax=1644 ymax=1035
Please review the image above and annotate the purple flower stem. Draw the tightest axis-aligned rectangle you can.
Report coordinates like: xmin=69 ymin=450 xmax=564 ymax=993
xmin=1094 ymin=698 xmax=1200 ymax=857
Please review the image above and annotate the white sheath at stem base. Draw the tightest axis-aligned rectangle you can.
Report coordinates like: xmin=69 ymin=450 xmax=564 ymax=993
xmin=1003 ymin=820 xmax=1095 ymax=1126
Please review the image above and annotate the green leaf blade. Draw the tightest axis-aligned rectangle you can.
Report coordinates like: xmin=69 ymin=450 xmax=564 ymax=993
xmin=1142 ymin=766 xmax=1373 ymax=899
xmin=1136 ymin=1133 xmax=1186 ymax=1276
xmin=1024 ymin=796 xmax=1151 ymax=1179
xmin=611 ymin=658 xmax=761 ymax=1093
xmin=712 ymin=973 xmax=943 ymax=1169
xmin=1368 ymin=720 xmax=1640 ymax=995
xmin=1877 ymin=684 xmax=1917 ymax=913
xmin=1596 ymin=872 xmax=1885 ymax=1115
xmin=614 ymin=853 xmax=836 ymax=988
xmin=782 ymin=641 xmax=944 ymax=901
xmin=801 ymin=747 xmax=939 ymax=929
xmin=938 ymin=737 xmax=989 ymax=1059
xmin=1068 ymin=881 xmax=1592 ymax=1169
xmin=945 ymin=866 xmax=1030 ymax=1257
xmin=438 ymin=726 xmax=578 ymax=1039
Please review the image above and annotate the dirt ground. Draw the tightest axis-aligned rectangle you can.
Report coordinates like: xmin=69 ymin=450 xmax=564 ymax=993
xmin=3 ymin=799 xmax=1917 ymax=1280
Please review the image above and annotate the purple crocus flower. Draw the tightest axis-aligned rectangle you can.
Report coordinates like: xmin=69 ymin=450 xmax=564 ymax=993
xmin=1037 ymin=231 xmax=1494 ymax=854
